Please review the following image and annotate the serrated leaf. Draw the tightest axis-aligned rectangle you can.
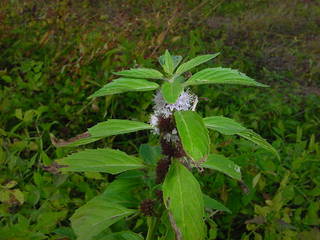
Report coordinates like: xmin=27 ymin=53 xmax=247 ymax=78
xmin=114 ymin=68 xmax=163 ymax=79
xmin=174 ymin=111 xmax=210 ymax=162
xmin=202 ymin=154 xmax=241 ymax=180
xmin=203 ymin=116 xmax=246 ymax=135
xmin=184 ymin=67 xmax=269 ymax=87
xmin=203 ymin=116 xmax=280 ymax=159
xmin=175 ymin=53 xmax=220 ymax=76
xmin=89 ymin=119 xmax=153 ymax=138
xmin=89 ymin=78 xmax=159 ymax=98
xmin=57 ymin=148 xmax=145 ymax=174
xmin=163 ymin=161 xmax=205 ymax=240
xmin=203 ymin=194 xmax=231 ymax=213
xmin=161 ymin=81 xmax=184 ymax=104
xmin=52 ymin=134 xmax=102 ymax=148
xmin=54 ymin=120 xmax=152 ymax=148
xmin=71 ymin=197 xmax=136 ymax=240
xmin=238 ymin=130 xmax=280 ymax=160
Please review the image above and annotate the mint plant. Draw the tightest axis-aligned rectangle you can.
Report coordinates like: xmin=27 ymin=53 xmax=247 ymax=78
xmin=53 ymin=50 xmax=279 ymax=240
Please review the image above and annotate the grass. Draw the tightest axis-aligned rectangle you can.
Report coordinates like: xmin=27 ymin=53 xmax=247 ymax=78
xmin=0 ymin=0 xmax=319 ymax=239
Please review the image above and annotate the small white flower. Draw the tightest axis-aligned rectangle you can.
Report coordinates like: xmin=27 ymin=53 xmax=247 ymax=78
xmin=153 ymin=89 xmax=198 ymax=117
xmin=149 ymin=114 xmax=160 ymax=134
xmin=162 ymin=131 xmax=180 ymax=143
xmin=149 ymin=89 xmax=198 ymax=138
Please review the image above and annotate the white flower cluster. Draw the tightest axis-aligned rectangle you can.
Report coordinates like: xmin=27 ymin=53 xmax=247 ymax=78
xmin=152 ymin=90 xmax=198 ymax=118
xmin=149 ymin=89 xmax=198 ymax=141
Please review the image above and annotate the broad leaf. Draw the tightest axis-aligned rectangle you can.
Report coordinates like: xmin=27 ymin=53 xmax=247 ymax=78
xmin=96 ymin=231 xmax=144 ymax=240
xmin=139 ymin=144 xmax=161 ymax=165
xmin=114 ymin=68 xmax=163 ymax=79
xmin=88 ymin=78 xmax=159 ymax=98
xmin=203 ymin=194 xmax=231 ymax=213
xmin=163 ymin=161 xmax=205 ymax=240
xmin=174 ymin=111 xmax=210 ymax=162
xmin=202 ymin=154 xmax=241 ymax=181
xmin=203 ymin=116 xmax=280 ymax=159
xmin=100 ymin=176 xmax=142 ymax=208
xmin=57 ymin=148 xmax=145 ymax=174
xmin=175 ymin=53 xmax=220 ymax=76
xmin=161 ymin=81 xmax=184 ymax=104
xmin=71 ymin=197 xmax=136 ymax=240
xmin=88 ymin=119 xmax=153 ymax=138
xmin=184 ymin=67 xmax=268 ymax=87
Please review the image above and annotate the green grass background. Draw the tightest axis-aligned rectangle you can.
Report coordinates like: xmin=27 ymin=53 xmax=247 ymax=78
xmin=0 ymin=0 xmax=319 ymax=239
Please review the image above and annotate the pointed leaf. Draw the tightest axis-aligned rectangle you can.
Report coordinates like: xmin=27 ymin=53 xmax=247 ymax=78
xmin=174 ymin=111 xmax=210 ymax=162
xmin=88 ymin=119 xmax=153 ymax=138
xmin=57 ymin=148 xmax=145 ymax=174
xmin=159 ymin=55 xmax=183 ymax=71
xmin=175 ymin=53 xmax=220 ymax=76
xmin=203 ymin=194 xmax=231 ymax=213
xmin=114 ymin=68 xmax=163 ymax=79
xmin=184 ymin=67 xmax=268 ymax=87
xmin=71 ymin=197 xmax=136 ymax=240
xmin=163 ymin=161 xmax=205 ymax=240
xmin=203 ymin=116 xmax=280 ymax=159
xmin=238 ymin=130 xmax=280 ymax=160
xmin=51 ymin=132 xmax=103 ymax=148
xmin=203 ymin=116 xmax=246 ymax=135
xmin=161 ymin=81 xmax=184 ymax=104
xmin=163 ymin=50 xmax=175 ymax=75
xmin=89 ymin=78 xmax=159 ymax=98
xmin=202 ymin=154 xmax=241 ymax=180
xmin=55 ymin=120 xmax=152 ymax=148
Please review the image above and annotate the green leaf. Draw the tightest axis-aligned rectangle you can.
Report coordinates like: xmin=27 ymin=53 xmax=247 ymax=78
xmin=57 ymin=148 xmax=145 ymax=174
xmin=54 ymin=120 xmax=152 ymax=148
xmin=139 ymin=144 xmax=161 ymax=165
xmin=175 ymin=53 xmax=220 ymax=76
xmin=203 ymin=116 xmax=246 ymax=135
xmin=161 ymin=81 xmax=184 ymax=104
xmin=100 ymin=176 xmax=142 ymax=208
xmin=52 ymin=134 xmax=102 ymax=148
xmin=96 ymin=231 xmax=144 ymax=240
xmin=162 ymin=50 xmax=175 ymax=75
xmin=163 ymin=161 xmax=205 ymax=240
xmin=88 ymin=119 xmax=153 ymax=138
xmin=159 ymin=55 xmax=183 ymax=71
xmin=203 ymin=116 xmax=280 ymax=159
xmin=203 ymin=194 xmax=231 ymax=213
xmin=71 ymin=197 xmax=136 ymax=240
xmin=88 ymin=78 xmax=159 ymax=98
xmin=114 ymin=68 xmax=163 ymax=79
xmin=184 ymin=67 xmax=269 ymax=87
xmin=238 ymin=130 xmax=280 ymax=160
xmin=202 ymin=154 xmax=241 ymax=181
xmin=174 ymin=111 xmax=210 ymax=162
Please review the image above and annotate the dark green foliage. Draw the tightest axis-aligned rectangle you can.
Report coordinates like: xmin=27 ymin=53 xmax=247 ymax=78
xmin=0 ymin=0 xmax=319 ymax=239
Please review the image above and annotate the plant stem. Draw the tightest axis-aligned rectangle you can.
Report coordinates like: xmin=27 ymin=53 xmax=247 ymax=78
xmin=146 ymin=217 xmax=157 ymax=240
